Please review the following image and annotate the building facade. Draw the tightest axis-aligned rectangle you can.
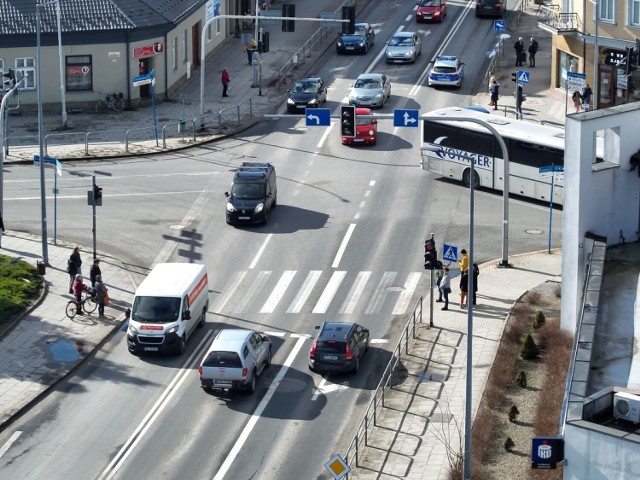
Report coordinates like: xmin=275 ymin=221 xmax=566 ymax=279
xmin=538 ymin=0 xmax=640 ymax=109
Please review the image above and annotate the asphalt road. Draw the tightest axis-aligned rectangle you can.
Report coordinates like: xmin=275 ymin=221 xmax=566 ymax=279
xmin=0 ymin=0 xmax=562 ymax=479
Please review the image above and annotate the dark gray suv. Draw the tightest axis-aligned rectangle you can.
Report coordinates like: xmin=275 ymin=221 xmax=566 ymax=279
xmin=309 ymin=322 xmax=370 ymax=374
xmin=225 ymin=162 xmax=277 ymax=225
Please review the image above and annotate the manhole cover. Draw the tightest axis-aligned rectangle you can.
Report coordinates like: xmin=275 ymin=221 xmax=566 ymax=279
xmin=525 ymin=229 xmax=544 ymax=235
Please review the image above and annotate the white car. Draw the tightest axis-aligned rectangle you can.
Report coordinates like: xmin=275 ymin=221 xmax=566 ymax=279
xmin=385 ymin=31 xmax=422 ymax=64
xmin=348 ymin=73 xmax=391 ymax=109
xmin=428 ymin=55 xmax=464 ymax=88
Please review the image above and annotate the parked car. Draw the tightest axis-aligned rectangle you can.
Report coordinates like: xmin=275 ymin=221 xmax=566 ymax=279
xmin=416 ymin=0 xmax=446 ymax=23
xmin=428 ymin=55 xmax=464 ymax=88
xmin=336 ymin=22 xmax=375 ymax=54
xmin=309 ymin=322 xmax=370 ymax=374
xmin=385 ymin=31 xmax=422 ymax=64
xmin=198 ymin=329 xmax=272 ymax=394
xmin=287 ymin=77 xmax=327 ymax=113
xmin=348 ymin=73 xmax=391 ymax=109
xmin=475 ymin=0 xmax=504 ymax=17
xmin=342 ymin=107 xmax=377 ymax=145
xmin=225 ymin=162 xmax=277 ymax=225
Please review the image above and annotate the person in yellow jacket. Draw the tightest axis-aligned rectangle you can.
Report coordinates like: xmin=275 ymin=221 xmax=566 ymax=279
xmin=458 ymin=249 xmax=469 ymax=272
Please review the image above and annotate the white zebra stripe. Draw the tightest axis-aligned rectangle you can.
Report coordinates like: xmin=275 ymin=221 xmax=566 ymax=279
xmin=312 ymin=271 xmax=347 ymax=313
xmin=260 ymin=270 xmax=297 ymax=313
xmin=339 ymin=271 xmax=372 ymax=314
xmin=213 ymin=271 xmax=246 ymax=313
xmin=237 ymin=271 xmax=271 ymax=313
xmin=365 ymin=272 xmax=397 ymax=315
xmin=392 ymin=272 xmax=422 ymax=315
xmin=287 ymin=270 xmax=322 ymax=313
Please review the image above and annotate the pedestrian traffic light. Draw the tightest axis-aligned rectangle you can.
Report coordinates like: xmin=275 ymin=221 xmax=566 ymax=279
xmin=511 ymin=71 xmax=517 ymax=82
xmin=342 ymin=6 xmax=355 ymax=35
xmin=424 ymin=239 xmax=438 ymax=270
xmin=93 ymin=185 xmax=103 ymax=206
xmin=259 ymin=30 xmax=269 ymax=53
xmin=340 ymin=105 xmax=356 ymax=138
xmin=282 ymin=4 xmax=295 ymax=32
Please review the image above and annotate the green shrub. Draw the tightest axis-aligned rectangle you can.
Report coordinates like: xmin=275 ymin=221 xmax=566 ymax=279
xmin=533 ymin=310 xmax=546 ymax=329
xmin=515 ymin=370 xmax=527 ymax=388
xmin=508 ymin=405 xmax=520 ymax=422
xmin=0 ymin=255 xmax=44 ymax=334
xmin=504 ymin=437 xmax=515 ymax=451
xmin=520 ymin=333 xmax=540 ymax=360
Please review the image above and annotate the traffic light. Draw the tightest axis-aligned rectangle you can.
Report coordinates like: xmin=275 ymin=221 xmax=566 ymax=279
xmin=340 ymin=105 xmax=356 ymax=138
xmin=424 ymin=239 xmax=438 ymax=270
xmin=342 ymin=6 xmax=355 ymax=35
xmin=511 ymin=71 xmax=517 ymax=82
xmin=282 ymin=4 xmax=295 ymax=32
xmin=259 ymin=30 xmax=269 ymax=53
xmin=93 ymin=185 xmax=103 ymax=206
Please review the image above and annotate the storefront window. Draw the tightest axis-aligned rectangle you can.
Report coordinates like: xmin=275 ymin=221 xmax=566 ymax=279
xmin=65 ymin=55 xmax=92 ymax=92
xmin=558 ymin=51 xmax=579 ymax=88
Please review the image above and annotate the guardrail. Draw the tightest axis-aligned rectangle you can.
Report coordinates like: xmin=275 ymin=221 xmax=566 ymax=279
xmin=343 ymin=296 xmax=423 ymax=475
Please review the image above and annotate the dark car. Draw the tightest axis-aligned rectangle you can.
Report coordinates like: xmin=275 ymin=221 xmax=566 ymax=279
xmin=475 ymin=0 xmax=504 ymax=17
xmin=336 ymin=23 xmax=375 ymax=54
xmin=309 ymin=322 xmax=370 ymax=374
xmin=225 ymin=162 xmax=277 ymax=225
xmin=287 ymin=77 xmax=327 ymax=113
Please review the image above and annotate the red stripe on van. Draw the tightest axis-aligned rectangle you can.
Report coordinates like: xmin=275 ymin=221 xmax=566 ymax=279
xmin=188 ymin=273 xmax=208 ymax=307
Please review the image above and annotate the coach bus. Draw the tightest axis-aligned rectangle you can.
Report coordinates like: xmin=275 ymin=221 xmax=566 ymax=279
xmin=420 ymin=107 xmax=601 ymax=206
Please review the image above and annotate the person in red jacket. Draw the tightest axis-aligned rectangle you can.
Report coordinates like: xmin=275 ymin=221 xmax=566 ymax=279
xmin=72 ymin=274 xmax=87 ymax=314
xmin=221 ymin=68 xmax=230 ymax=97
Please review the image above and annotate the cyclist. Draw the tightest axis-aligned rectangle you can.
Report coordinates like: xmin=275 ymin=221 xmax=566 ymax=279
xmin=72 ymin=274 xmax=87 ymax=315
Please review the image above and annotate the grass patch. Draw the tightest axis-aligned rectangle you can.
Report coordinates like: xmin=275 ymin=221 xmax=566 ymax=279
xmin=0 ymin=254 xmax=44 ymax=338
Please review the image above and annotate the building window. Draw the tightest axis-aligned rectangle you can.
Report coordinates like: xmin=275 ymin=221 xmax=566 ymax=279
xmin=207 ymin=23 xmax=212 ymax=42
xmin=172 ymin=37 xmax=178 ymax=70
xmin=631 ymin=0 xmax=640 ymax=25
xmin=15 ymin=57 xmax=36 ymax=90
xmin=183 ymin=29 xmax=188 ymax=62
xmin=65 ymin=55 xmax=92 ymax=92
xmin=600 ymin=0 xmax=614 ymax=22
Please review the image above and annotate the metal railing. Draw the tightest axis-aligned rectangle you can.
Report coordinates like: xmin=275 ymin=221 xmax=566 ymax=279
xmin=537 ymin=5 xmax=582 ymax=32
xmin=343 ymin=296 xmax=423 ymax=474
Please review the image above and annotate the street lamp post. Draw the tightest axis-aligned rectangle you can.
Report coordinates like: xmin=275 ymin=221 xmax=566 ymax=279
xmin=36 ymin=0 xmax=50 ymax=264
xmin=588 ymin=0 xmax=600 ymax=110
xmin=55 ymin=0 xmax=68 ymax=128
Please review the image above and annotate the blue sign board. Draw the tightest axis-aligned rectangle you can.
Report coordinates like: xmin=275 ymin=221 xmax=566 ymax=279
xmin=531 ymin=437 xmax=564 ymax=469
xmin=34 ymin=155 xmax=62 ymax=176
xmin=494 ymin=19 xmax=506 ymax=31
xmin=517 ymin=70 xmax=530 ymax=83
xmin=393 ymin=109 xmax=419 ymax=127
xmin=443 ymin=244 xmax=458 ymax=262
xmin=305 ymin=108 xmax=331 ymax=126
xmin=538 ymin=165 xmax=564 ymax=175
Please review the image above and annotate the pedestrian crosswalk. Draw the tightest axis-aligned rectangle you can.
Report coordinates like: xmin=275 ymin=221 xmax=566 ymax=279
xmin=212 ymin=270 xmax=426 ymax=316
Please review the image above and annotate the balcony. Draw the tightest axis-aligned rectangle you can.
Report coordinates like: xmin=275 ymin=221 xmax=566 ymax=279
xmin=537 ymin=5 xmax=582 ymax=35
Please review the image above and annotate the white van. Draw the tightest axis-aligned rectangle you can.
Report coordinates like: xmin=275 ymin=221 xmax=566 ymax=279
xmin=127 ymin=263 xmax=209 ymax=355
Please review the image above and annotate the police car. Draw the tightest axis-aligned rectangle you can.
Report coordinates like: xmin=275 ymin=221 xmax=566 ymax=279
xmin=428 ymin=55 xmax=464 ymax=88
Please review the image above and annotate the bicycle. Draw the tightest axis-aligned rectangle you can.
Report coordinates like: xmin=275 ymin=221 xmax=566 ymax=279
xmin=95 ymin=91 xmax=125 ymax=113
xmin=66 ymin=287 xmax=98 ymax=318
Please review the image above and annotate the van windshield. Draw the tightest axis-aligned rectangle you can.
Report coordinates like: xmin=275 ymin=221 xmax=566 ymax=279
xmin=232 ymin=182 xmax=265 ymax=199
xmin=131 ymin=296 xmax=181 ymax=323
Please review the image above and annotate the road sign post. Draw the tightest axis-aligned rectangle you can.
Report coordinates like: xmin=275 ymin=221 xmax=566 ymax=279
xmin=305 ymin=108 xmax=331 ymax=127
xmin=393 ymin=109 xmax=419 ymax=127
xmin=34 ymin=155 xmax=62 ymax=244
xmin=539 ymin=165 xmax=563 ymax=253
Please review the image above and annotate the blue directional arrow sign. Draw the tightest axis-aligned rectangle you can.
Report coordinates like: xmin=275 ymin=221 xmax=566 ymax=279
xmin=305 ymin=108 xmax=331 ymax=127
xmin=443 ymin=244 xmax=458 ymax=262
xmin=494 ymin=19 xmax=506 ymax=31
xmin=393 ymin=109 xmax=419 ymax=127
xmin=517 ymin=70 xmax=530 ymax=84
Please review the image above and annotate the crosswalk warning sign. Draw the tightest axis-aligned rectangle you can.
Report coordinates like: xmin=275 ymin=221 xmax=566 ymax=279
xmin=443 ymin=244 xmax=458 ymax=262
xmin=517 ymin=71 xmax=530 ymax=83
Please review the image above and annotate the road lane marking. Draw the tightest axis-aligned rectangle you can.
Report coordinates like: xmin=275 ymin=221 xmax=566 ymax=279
xmin=393 ymin=272 xmax=422 ymax=315
xmin=312 ymin=379 xmax=349 ymax=401
xmin=237 ymin=271 xmax=272 ymax=313
xmin=365 ymin=272 xmax=397 ymax=314
xmin=312 ymin=271 xmax=347 ymax=313
xmin=212 ymin=335 xmax=308 ymax=480
xmin=249 ymin=234 xmax=273 ymax=269
xmin=332 ymin=223 xmax=356 ymax=269
xmin=0 ymin=431 xmax=22 ymax=459
xmin=260 ymin=270 xmax=297 ymax=313
xmin=287 ymin=270 xmax=322 ymax=313
xmin=339 ymin=271 xmax=371 ymax=314
xmin=214 ymin=271 xmax=247 ymax=313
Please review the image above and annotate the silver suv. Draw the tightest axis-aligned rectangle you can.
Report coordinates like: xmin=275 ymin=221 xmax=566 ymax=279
xmin=198 ymin=329 xmax=271 ymax=394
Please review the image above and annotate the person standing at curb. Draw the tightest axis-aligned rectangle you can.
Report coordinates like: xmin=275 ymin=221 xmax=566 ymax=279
xmin=67 ymin=247 xmax=82 ymax=294
xmin=89 ymin=258 xmax=101 ymax=288
xmin=95 ymin=275 xmax=108 ymax=320
xmin=72 ymin=274 xmax=87 ymax=314
xmin=514 ymin=37 xmax=525 ymax=67
xmin=440 ymin=267 xmax=451 ymax=310
xmin=459 ymin=268 xmax=469 ymax=308
xmin=528 ymin=37 xmax=538 ymax=67
xmin=487 ymin=71 xmax=495 ymax=94
xmin=221 ymin=68 xmax=230 ymax=97
xmin=458 ymin=248 xmax=469 ymax=272
xmin=516 ymin=84 xmax=524 ymax=119
xmin=472 ymin=263 xmax=480 ymax=305
xmin=244 ymin=38 xmax=257 ymax=65
xmin=572 ymin=90 xmax=583 ymax=113
xmin=582 ymin=83 xmax=593 ymax=111
xmin=435 ymin=266 xmax=444 ymax=302
xmin=490 ymin=80 xmax=499 ymax=109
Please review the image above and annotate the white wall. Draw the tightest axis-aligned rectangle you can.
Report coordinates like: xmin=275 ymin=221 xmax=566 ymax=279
xmin=561 ymin=103 xmax=640 ymax=331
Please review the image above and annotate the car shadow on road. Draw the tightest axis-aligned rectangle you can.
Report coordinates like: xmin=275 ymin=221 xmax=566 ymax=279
xmin=232 ymin=205 xmax=330 ymax=233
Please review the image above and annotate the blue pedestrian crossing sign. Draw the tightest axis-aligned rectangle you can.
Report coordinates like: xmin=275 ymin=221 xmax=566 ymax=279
xmin=393 ymin=109 xmax=419 ymax=127
xmin=494 ymin=19 xmax=506 ymax=31
xmin=305 ymin=108 xmax=331 ymax=126
xmin=443 ymin=244 xmax=458 ymax=262
xmin=517 ymin=70 xmax=530 ymax=83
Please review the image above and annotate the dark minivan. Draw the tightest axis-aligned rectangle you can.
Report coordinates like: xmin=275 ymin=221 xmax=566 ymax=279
xmin=475 ymin=0 xmax=503 ymax=17
xmin=309 ymin=322 xmax=370 ymax=374
xmin=225 ymin=162 xmax=277 ymax=225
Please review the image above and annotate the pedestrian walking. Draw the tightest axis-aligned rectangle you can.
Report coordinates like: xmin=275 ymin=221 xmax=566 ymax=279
xmin=458 ymin=248 xmax=469 ymax=273
xmin=472 ymin=263 xmax=479 ymax=305
xmin=490 ymin=80 xmax=500 ymax=109
xmin=516 ymin=84 xmax=524 ymax=119
xmin=89 ymin=258 xmax=102 ymax=288
xmin=72 ymin=274 xmax=87 ymax=314
xmin=0 ymin=211 xmax=4 ymax=248
xmin=459 ymin=268 xmax=469 ymax=308
xmin=244 ymin=38 xmax=257 ymax=65
xmin=572 ymin=90 xmax=583 ymax=113
xmin=95 ymin=275 xmax=109 ymax=320
xmin=221 ymin=68 xmax=230 ymax=97
xmin=440 ymin=267 xmax=451 ymax=310
xmin=67 ymin=246 xmax=82 ymax=294
xmin=487 ymin=71 xmax=495 ymax=93
xmin=514 ymin=37 xmax=525 ymax=67
xmin=435 ymin=267 xmax=444 ymax=302
xmin=528 ymin=37 xmax=538 ymax=67
xmin=582 ymin=83 xmax=593 ymax=110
